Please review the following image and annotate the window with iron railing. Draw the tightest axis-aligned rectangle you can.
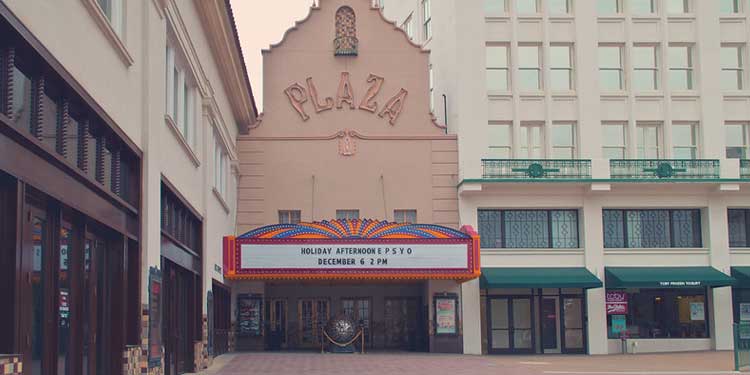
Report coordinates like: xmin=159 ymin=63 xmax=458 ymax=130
xmin=603 ymin=209 xmax=702 ymax=248
xmin=478 ymin=209 xmax=580 ymax=249
xmin=729 ymin=209 xmax=750 ymax=248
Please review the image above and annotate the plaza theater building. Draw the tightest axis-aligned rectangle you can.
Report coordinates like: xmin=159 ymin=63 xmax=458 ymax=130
xmin=223 ymin=0 xmax=482 ymax=353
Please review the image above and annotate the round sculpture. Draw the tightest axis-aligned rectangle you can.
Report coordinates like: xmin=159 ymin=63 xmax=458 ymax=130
xmin=325 ymin=313 xmax=357 ymax=344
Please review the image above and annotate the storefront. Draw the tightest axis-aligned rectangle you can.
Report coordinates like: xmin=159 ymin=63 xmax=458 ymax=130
xmin=604 ymin=267 xmax=735 ymax=353
xmin=223 ymin=220 xmax=481 ymax=353
xmin=0 ymin=6 xmax=142 ymax=374
xmin=480 ymin=268 xmax=602 ymax=354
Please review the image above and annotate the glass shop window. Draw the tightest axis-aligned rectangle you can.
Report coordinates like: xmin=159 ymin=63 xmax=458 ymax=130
xmin=478 ymin=209 xmax=580 ymax=249
xmin=606 ymin=288 xmax=708 ymax=339
xmin=603 ymin=209 xmax=702 ymax=248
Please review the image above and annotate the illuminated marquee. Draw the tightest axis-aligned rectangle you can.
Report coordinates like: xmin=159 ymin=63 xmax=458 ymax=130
xmin=223 ymin=219 xmax=480 ymax=281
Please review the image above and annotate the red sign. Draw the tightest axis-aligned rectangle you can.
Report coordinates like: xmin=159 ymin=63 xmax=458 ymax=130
xmin=606 ymin=291 xmax=628 ymax=315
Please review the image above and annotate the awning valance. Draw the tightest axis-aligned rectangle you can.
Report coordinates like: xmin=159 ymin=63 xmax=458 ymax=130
xmin=605 ymin=267 xmax=735 ymax=288
xmin=731 ymin=267 xmax=750 ymax=288
xmin=480 ymin=267 xmax=602 ymax=289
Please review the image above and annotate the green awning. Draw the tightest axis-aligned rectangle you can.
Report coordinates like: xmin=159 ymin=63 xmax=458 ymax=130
xmin=732 ymin=267 xmax=750 ymax=288
xmin=480 ymin=267 xmax=602 ymax=289
xmin=605 ymin=267 xmax=735 ymax=288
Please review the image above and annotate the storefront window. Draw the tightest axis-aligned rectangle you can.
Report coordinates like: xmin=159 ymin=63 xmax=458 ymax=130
xmin=603 ymin=209 xmax=702 ymax=248
xmin=606 ymin=288 xmax=708 ymax=339
xmin=478 ymin=209 xmax=579 ymax=249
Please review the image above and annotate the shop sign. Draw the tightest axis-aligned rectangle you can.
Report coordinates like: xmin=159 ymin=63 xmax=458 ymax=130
xmin=148 ymin=267 xmax=162 ymax=369
xmin=611 ymin=314 xmax=627 ymax=337
xmin=689 ymin=302 xmax=705 ymax=321
xmin=239 ymin=243 xmax=468 ymax=270
xmin=606 ymin=291 xmax=628 ymax=315
xmin=434 ymin=294 xmax=458 ymax=335
xmin=741 ymin=303 xmax=750 ymax=322
xmin=658 ymin=281 xmax=701 ymax=287
xmin=237 ymin=294 xmax=263 ymax=337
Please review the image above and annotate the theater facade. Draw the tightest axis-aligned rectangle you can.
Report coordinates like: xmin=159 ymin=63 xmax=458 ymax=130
xmin=224 ymin=0 xmax=483 ymax=353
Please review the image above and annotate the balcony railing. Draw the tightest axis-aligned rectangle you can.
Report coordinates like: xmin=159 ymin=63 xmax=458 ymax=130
xmin=742 ymin=160 xmax=750 ymax=179
xmin=609 ymin=159 xmax=720 ymax=179
xmin=482 ymin=159 xmax=592 ymax=179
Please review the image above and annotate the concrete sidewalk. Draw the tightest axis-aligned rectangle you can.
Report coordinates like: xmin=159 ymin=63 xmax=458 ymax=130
xmin=191 ymin=351 xmax=737 ymax=375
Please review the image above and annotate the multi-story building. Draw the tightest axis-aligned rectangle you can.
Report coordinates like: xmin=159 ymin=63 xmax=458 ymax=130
xmin=0 ymin=0 xmax=256 ymax=374
xmin=384 ymin=0 xmax=750 ymax=355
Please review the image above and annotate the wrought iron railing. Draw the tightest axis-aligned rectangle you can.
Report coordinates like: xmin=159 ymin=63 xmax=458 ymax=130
xmin=334 ymin=36 xmax=359 ymax=56
xmin=609 ymin=159 xmax=720 ymax=179
xmin=481 ymin=159 xmax=592 ymax=179
xmin=742 ymin=160 xmax=750 ymax=179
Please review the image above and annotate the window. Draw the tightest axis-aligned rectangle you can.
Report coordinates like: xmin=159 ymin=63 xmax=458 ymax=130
xmin=666 ymin=0 xmax=689 ymax=13
xmin=478 ymin=209 xmax=580 ymax=249
xmin=721 ymin=46 xmax=743 ymax=90
xmin=550 ymin=45 xmax=573 ymax=90
xmin=485 ymin=0 xmax=507 ymax=13
xmin=40 ymin=88 xmax=60 ymax=152
xmin=633 ymin=45 xmax=659 ymax=90
xmin=422 ymin=0 xmax=432 ymax=40
xmin=637 ymin=122 xmax=662 ymax=158
xmin=394 ymin=210 xmax=417 ymax=223
xmin=720 ymin=0 xmax=741 ymax=13
xmin=729 ymin=209 xmax=750 ymax=248
xmin=429 ymin=64 xmax=434 ymax=111
xmin=602 ymin=209 xmax=702 ymax=248
xmin=606 ymin=289 xmax=708 ymax=339
xmin=518 ymin=45 xmax=542 ymax=90
xmin=96 ymin=0 xmax=124 ymax=36
xmin=489 ymin=123 xmax=512 ymax=158
xmin=552 ymin=122 xmax=576 ymax=159
xmin=548 ymin=0 xmax=570 ymax=14
xmin=161 ymin=185 xmax=202 ymax=253
xmin=669 ymin=45 xmax=694 ymax=90
xmin=279 ymin=210 xmax=301 ymax=224
xmin=166 ymin=41 xmax=198 ymax=148
xmin=598 ymin=0 xmax=621 ymax=15
xmin=10 ymin=62 xmax=33 ymax=132
xmin=402 ymin=15 xmax=414 ymax=40
xmin=517 ymin=0 xmax=539 ymax=13
xmin=520 ymin=123 xmax=544 ymax=158
xmin=726 ymin=123 xmax=750 ymax=159
xmin=599 ymin=45 xmax=624 ymax=90
xmin=672 ymin=122 xmax=698 ymax=159
xmin=603 ymin=122 xmax=627 ymax=159
xmin=630 ymin=0 xmax=656 ymax=14
xmin=214 ymin=134 xmax=228 ymax=197
xmin=65 ymin=115 xmax=81 ymax=168
xmin=336 ymin=210 xmax=360 ymax=220
xmin=486 ymin=45 xmax=509 ymax=91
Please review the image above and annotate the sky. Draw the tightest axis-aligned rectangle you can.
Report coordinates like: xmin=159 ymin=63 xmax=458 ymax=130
xmin=231 ymin=0 xmax=319 ymax=111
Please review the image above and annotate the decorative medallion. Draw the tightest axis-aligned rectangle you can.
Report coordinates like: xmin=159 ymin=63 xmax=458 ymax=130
xmin=338 ymin=129 xmax=357 ymax=156
xmin=644 ymin=162 xmax=686 ymax=178
xmin=512 ymin=162 xmax=560 ymax=178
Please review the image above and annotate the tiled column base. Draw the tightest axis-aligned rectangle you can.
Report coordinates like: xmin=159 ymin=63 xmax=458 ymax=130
xmin=141 ymin=305 xmax=165 ymax=375
xmin=123 ymin=345 xmax=141 ymax=375
xmin=228 ymin=321 xmax=237 ymax=352
xmin=0 ymin=354 xmax=22 ymax=375
xmin=194 ymin=315 xmax=211 ymax=371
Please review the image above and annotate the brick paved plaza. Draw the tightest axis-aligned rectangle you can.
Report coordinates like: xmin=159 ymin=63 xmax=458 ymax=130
xmin=193 ymin=351 xmax=737 ymax=375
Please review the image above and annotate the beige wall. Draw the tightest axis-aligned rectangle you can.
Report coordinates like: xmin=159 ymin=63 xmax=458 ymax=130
xmin=237 ymin=0 xmax=458 ymax=232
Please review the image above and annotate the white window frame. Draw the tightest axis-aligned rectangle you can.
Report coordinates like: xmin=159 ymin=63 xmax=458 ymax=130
xmin=725 ymin=122 xmax=750 ymax=159
xmin=630 ymin=0 xmax=656 ymax=14
xmin=336 ymin=210 xmax=360 ymax=220
xmin=632 ymin=44 xmax=659 ymax=91
xmin=721 ymin=45 xmax=744 ymax=90
xmin=602 ymin=122 xmax=628 ymax=159
xmin=166 ymin=36 xmax=199 ymax=151
xmin=429 ymin=64 xmax=434 ymax=111
xmin=720 ymin=0 xmax=741 ymax=14
xmin=484 ymin=0 xmax=508 ymax=14
xmin=393 ymin=210 xmax=417 ymax=224
xmin=422 ymin=0 xmax=432 ymax=41
xmin=516 ymin=0 xmax=540 ymax=14
xmin=403 ymin=14 xmax=414 ymax=40
xmin=95 ymin=0 xmax=124 ymax=36
xmin=599 ymin=44 xmax=624 ymax=90
xmin=518 ymin=44 xmax=542 ymax=90
xmin=279 ymin=210 xmax=302 ymax=224
xmin=213 ymin=129 xmax=229 ymax=199
xmin=520 ymin=122 xmax=545 ymax=158
xmin=550 ymin=44 xmax=573 ymax=91
xmin=597 ymin=0 xmax=622 ymax=15
xmin=666 ymin=0 xmax=690 ymax=14
xmin=668 ymin=44 xmax=694 ymax=90
xmin=486 ymin=44 xmax=510 ymax=91
xmin=636 ymin=122 xmax=663 ymax=159
xmin=551 ymin=122 xmax=577 ymax=159
xmin=547 ymin=0 xmax=571 ymax=15
xmin=488 ymin=122 xmax=513 ymax=158
xmin=671 ymin=122 xmax=700 ymax=159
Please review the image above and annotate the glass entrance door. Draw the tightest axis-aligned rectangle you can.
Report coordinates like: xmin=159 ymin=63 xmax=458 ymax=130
xmin=26 ymin=206 xmax=49 ymax=375
xmin=541 ymin=297 xmax=561 ymax=353
xmin=298 ymin=299 xmax=329 ymax=347
xmin=383 ymin=298 xmax=421 ymax=351
xmin=341 ymin=298 xmax=371 ymax=347
xmin=562 ymin=297 xmax=585 ymax=353
xmin=487 ymin=297 xmax=533 ymax=354
xmin=266 ymin=299 xmax=287 ymax=350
